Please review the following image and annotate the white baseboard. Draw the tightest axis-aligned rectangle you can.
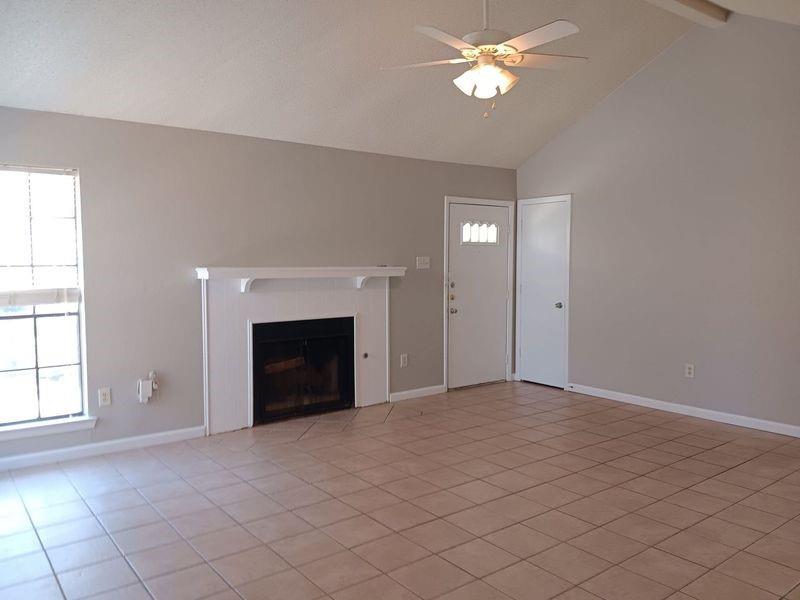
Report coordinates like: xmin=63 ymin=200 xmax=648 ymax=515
xmin=390 ymin=385 xmax=446 ymax=403
xmin=0 ymin=425 xmax=206 ymax=471
xmin=569 ymin=383 xmax=800 ymax=438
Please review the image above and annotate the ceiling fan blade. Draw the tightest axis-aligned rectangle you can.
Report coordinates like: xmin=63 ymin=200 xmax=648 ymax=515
xmin=381 ymin=58 xmax=470 ymax=70
xmin=502 ymin=53 xmax=587 ymax=70
xmin=414 ymin=25 xmax=476 ymax=52
xmin=501 ymin=20 xmax=579 ymax=53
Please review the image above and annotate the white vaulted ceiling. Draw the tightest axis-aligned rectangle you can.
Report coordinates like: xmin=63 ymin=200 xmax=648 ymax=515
xmin=0 ymin=1 xmax=689 ymax=168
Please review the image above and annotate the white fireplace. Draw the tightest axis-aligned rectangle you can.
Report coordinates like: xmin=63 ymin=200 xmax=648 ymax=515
xmin=195 ymin=266 xmax=406 ymax=434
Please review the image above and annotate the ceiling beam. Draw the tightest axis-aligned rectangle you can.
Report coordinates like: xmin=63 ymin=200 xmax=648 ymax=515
xmin=644 ymin=0 xmax=730 ymax=27
xmin=714 ymin=1 xmax=800 ymax=27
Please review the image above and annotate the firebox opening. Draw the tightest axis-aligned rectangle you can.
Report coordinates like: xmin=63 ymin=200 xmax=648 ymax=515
xmin=252 ymin=317 xmax=355 ymax=424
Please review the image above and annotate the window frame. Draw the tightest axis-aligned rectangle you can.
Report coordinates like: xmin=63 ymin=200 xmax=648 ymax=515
xmin=0 ymin=164 xmax=87 ymax=428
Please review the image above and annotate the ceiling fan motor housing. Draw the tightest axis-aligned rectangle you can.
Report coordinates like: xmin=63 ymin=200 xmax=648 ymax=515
xmin=475 ymin=54 xmax=495 ymax=68
xmin=461 ymin=30 xmax=517 ymax=61
xmin=462 ymin=29 xmax=510 ymax=47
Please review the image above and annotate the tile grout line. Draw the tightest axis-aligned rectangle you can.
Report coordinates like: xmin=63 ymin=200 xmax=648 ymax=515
xmin=186 ymin=396 xmax=793 ymax=598
xmin=374 ymin=391 xmax=799 ymax=597
xmin=3 ymin=384 xmax=798 ymax=599
xmin=119 ymin=446 xmax=243 ymax=600
xmin=61 ymin=454 xmax=157 ymax=599
xmin=9 ymin=473 xmax=69 ymax=600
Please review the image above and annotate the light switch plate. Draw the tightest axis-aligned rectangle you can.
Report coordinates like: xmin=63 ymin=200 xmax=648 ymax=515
xmin=98 ymin=387 xmax=112 ymax=407
xmin=416 ymin=256 xmax=430 ymax=269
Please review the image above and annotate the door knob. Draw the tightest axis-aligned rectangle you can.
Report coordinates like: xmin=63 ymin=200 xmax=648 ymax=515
xmin=555 ymin=302 xmax=563 ymax=309
xmin=450 ymin=308 xmax=458 ymax=314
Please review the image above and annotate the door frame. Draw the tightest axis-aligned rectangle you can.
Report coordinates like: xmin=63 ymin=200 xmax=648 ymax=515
xmin=515 ymin=194 xmax=572 ymax=388
xmin=443 ymin=196 xmax=515 ymax=390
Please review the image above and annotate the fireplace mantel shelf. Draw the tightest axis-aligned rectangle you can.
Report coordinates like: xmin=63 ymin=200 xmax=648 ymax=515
xmin=196 ymin=266 xmax=406 ymax=292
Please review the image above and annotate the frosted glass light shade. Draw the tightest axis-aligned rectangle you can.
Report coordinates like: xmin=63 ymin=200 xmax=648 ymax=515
xmin=453 ymin=62 xmax=519 ymax=99
xmin=497 ymin=69 xmax=519 ymax=94
xmin=474 ymin=80 xmax=498 ymax=99
xmin=453 ymin=70 xmax=477 ymax=96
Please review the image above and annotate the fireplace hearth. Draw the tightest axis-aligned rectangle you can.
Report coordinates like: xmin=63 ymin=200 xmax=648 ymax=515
xmin=252 ymin=317 xmax=355 ymax=424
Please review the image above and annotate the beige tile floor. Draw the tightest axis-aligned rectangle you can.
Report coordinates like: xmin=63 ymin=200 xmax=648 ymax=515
xmin=2 ymin=382 xmax=800 ymax=599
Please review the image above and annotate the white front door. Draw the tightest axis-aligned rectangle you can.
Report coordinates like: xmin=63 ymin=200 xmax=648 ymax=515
xmin=447 ymin=201 xmax=510 ymax=389
xmin=517 ymin=196 xmax=570 ymax=387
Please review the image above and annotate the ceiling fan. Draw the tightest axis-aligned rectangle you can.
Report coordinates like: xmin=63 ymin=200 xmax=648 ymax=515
xmin=384 ymin=0 xmax=586 ymax=102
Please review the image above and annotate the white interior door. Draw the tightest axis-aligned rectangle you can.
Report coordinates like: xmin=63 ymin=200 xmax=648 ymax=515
xmin=517 ymin=196 xmax=570 ymax=387
xmin=447 ymin=201 xmax=510 ymax=389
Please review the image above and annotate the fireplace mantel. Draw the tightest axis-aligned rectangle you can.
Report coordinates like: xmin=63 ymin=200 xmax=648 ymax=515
xmin=197 ymin=265 xmax=400 ymax=434
xmin=196 ymin=266 xmax=406 ymax=292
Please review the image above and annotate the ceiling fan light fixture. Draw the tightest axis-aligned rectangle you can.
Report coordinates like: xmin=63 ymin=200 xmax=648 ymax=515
xmin=474 ymin=77 xmax=499 ymax=99
xmin=497 ymin=68 xmax=519 ymax=95
xmin=453 ymin=69 xmax=477 ymax=96
xmin=454 ymin=57 xmax=517 ymax=100
xmin=389 ymin=2 xmax=583 ymax=113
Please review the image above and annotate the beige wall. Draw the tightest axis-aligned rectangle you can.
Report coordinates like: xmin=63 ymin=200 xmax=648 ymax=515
xmin=518 ymin=15 xmax=800 ymax=425
xmin=0 ymin=108 xmax=515 ymax=454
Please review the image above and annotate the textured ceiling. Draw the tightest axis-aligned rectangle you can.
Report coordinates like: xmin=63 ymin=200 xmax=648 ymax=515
xmin=715 ymin=0 xmax=800 ymax=25
xmin=0 ymin=1 xmax=689 ymax=168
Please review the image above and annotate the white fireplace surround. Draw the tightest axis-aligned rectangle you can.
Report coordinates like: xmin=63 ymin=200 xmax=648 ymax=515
xmin=196 ymin=266 xmax=406 ymax=434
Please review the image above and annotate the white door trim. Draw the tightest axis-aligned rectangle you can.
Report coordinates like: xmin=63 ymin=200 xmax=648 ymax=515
xmin=515 ymin=195 xmax=571 ymax=388
xmin=443 ymin=195 xmax=515 ymax=390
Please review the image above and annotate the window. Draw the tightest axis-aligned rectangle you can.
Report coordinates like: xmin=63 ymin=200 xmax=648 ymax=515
xmin=461 ymin=221 xmax=499 ymax=245
xmin=0 ymin=166 xmax=83 ymax=426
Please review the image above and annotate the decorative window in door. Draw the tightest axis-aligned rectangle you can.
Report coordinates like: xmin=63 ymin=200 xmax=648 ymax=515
xmin=461 ymin=221 xmax=499 ymax=245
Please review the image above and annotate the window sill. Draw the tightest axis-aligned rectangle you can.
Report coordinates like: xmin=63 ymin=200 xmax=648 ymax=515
xmin=0 ymin=415 xmax=97 ymax=442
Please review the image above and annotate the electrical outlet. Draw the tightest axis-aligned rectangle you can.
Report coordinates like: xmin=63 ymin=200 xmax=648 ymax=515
xmin=684 ymin=363 xmax=695 ymax=379
xmin=98 ymin=387 xmax=112 ymax=407
xmin=400 ymin=353 xmax=408 ymax=368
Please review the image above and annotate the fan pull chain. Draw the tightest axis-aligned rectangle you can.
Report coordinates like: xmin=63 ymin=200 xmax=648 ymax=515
xmin=483 ymin=99 xmax=497 ymax=119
